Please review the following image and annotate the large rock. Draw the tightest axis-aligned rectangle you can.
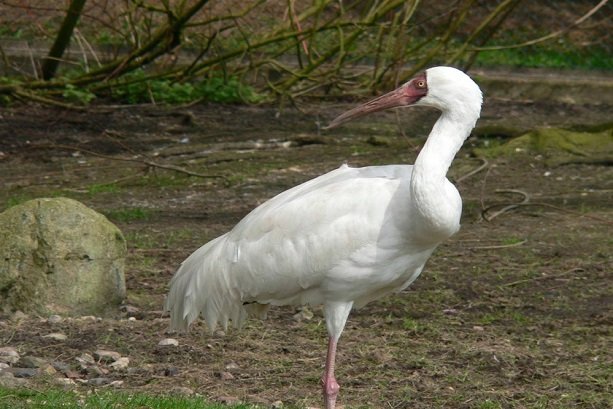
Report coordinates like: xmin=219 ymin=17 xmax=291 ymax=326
xmin=0 ymin=198 xmax=126 ymax=315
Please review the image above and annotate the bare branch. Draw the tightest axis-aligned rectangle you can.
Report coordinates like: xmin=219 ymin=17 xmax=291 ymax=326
xmin=469 ymin=0 xmax=609 ymax=52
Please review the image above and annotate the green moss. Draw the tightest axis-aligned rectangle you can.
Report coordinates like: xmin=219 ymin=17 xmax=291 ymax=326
xmin=475 ymin=126 xmax=613 ymax=165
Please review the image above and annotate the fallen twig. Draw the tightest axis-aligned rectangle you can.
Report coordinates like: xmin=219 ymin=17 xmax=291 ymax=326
xmin=30 ymin=143 xmax=226 ymax=180
xmin=482 ymin=189 xmax=530 ymax=221
xmin=472 ymin=239 xmax=527 ymax=250
xmin=456 ymin=157 xmax=489 ymax=183
xmin=502 ymin=267 xmax=584 ymax=287
xmin=13 ymin=89 xmax=88 ymax=111
xmin=483 ymin=191 xmax=612 ymax=224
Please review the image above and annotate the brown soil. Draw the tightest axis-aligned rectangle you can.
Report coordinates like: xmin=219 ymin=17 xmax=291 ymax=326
xmin=0 ymin=93 xmax=611 ymax=408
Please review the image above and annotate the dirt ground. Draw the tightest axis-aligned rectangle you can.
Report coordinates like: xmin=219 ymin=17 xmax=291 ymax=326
xmin=0 ymin=88 xmax=611 ymax=408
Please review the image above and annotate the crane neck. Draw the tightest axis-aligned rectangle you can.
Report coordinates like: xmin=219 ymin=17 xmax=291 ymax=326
xmin=409 ymin=109 xmax=478 ymax=240
xmin=413 ymin=110 xmax=476 ymax=180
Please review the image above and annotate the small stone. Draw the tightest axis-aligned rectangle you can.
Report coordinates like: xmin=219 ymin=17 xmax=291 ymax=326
xmin=51 ymin=361 xmax=70 ymax=373
xmin=120 ymin=305 xmax=140 ymax=316
xmin=271 ymin=401 xmax=284 ymax=408
xmin=18 ymin=356 xmax=48 ymax=368
xmin=292 ymin=307 xmax=314 ymax=321
xmin=55 ymin=378 xmax=76 ymax=387
xmin=171 ymin=386 xmax=194 ymax=396
xmin=9 ymin=368 xmax=38 ymax=378
xmin=88 ymin=377 xmax=110 ymax=386
xmin=219 ymin=371 xmax=235 ymax=380
xmin=79 ymin=316 xmax=97 ymax=322
xmin=164 ymin=367 xmax=179 ymax=377
xmin=158 ymin=338 xmax=179 ymax=347
xmin=43 ymin=333 xmax=67 ymax=341
xmin=128 ymin=317 xmax=137 ymax=321
xmin=93 ymin=350 xmax=121 ymax=363
xmin=0 ymin=375 xmax=27 ymax=387
xmin=38 ymin=364 xmax=57 ymax=376
xmin=217 ymin=396 xmax=240 ymax=404
xmin=76 ymin=353 xmax=95 ymax=367
xmin=109 ymin=380 xmax=124 ymax=387
xmin=64 ymin=370 xmax=82 ymax=379
xmin=85 ymin=365 xmax=108 ymax=376
xmin=0 ymin=347 xmax=20 ymax=364
xmin=109 ymin=357 xmax=129 ymax=371
xmin=0 ymin=363 xmax=9 ymax=370
xmin=225 ymin=362 xmax=239 ymax=371
xmin=48 ymin=315 xmax=63 ymax=324
xmin=473 ymin=325 xmax=485 ymax=332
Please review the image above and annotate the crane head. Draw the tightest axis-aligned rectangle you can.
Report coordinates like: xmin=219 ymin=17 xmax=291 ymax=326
xmin=324 ymin=72 xmax=428 ymax=130
xmin=325 ymin=66 xmax=482 ymax=130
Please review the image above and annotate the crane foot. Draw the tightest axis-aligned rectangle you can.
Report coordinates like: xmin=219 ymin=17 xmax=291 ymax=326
xmin=322 ymin=376 xmax=340 ymax=409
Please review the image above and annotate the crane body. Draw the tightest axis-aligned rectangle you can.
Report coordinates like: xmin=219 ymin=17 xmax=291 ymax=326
xmin=165 ymin=66 xmax=483 ymax=408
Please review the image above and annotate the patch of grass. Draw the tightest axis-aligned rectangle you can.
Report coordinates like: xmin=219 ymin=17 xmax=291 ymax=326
xmin=0 ymin=387 xmax=255 ymax=409
xmin=501 ymin=236 xmax=524 ymax=246
xmin=106 ymin=207 xmax=152 ymax=223
xmin=111 ymin=70 xmax=263 ymax=105
xmin=475 ymin=400 xmax=503 ymax=409
xmin=4 ymin=194 xmax=34 ymax=209
xmin=474 ymin=45 xmax=612 ymax=70
xmin=510 ymin=311 xmax=529 ymax=325
xmin=402 ymin=317 xmax=422 ymax=333
xmin=3 ymin=192 xmax=68 ymax=210
xmin=87 ymin=183 xmax=120 ymax=196
xmin=478 ymin=313 xmax=499 ymax=325
xmin=129 ymin=252 xmax=157 ymax=271
xmin=161 ymin=228 xmax=195 ymax=248
xmin=124 ymin=231 xmax=158 ymax=249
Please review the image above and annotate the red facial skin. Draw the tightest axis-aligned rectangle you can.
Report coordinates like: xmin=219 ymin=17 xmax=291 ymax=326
xmin=326 ymin=72 xmax=428 ymax=129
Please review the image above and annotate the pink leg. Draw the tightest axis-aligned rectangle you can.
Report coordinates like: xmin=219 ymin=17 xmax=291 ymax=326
xmin=321 ymin=336 xmax=340 ymax=409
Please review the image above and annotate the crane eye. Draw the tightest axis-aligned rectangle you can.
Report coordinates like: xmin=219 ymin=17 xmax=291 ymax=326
xmin=416 ymin=80 xmax=426 ymax=88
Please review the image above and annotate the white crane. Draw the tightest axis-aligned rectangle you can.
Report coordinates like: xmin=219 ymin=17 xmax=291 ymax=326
xmin=165 ymin=66 xmax=482 ymax=408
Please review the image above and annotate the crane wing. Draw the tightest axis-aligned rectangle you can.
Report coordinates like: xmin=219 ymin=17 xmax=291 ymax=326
xmin=165 ymin=164 xmax=414 ymax=331
xmin=226 ymin=164 xmax=413 ymax=303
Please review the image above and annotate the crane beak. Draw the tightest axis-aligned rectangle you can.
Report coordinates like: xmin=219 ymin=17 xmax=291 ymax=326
xmin=324 ymin=80 xmax=427 ymax=130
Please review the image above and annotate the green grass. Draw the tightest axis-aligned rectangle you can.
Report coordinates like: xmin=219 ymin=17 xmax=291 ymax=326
xmin=501 ymin=236 xmax=524 ymax=246
xmin=474 ymin=45 xmax=612 ymax=71
xmin=475 ymin=400 xmax=503 ymax=409
xmin=4 ymin=194 xmax=34 ymax=209
xmin=105 ymin=207 xmax=152 ymax=222
xmin=402 ymin=317 xmax=423 ymax=333
xmin=0 ymin=387 xmax=255 ymax=409
xmin=87 ymin=183 xmax=121 ymax=196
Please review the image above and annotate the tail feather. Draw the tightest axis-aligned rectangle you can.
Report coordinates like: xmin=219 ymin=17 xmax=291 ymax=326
xmin=165 ymin=234 xmax=245 ymax=333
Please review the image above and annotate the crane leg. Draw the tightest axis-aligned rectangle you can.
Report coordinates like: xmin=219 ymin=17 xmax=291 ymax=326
xmin=322 ymin=300 xmax=352 ymax=409
xmin=321 ymin=336 xmax=340 ymax=409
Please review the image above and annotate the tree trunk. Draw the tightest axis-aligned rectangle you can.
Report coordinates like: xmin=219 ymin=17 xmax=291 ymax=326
xmin=41 ymin=0 xmax=87 ymax=81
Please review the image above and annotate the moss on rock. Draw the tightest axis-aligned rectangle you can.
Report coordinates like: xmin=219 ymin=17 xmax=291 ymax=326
xmin=0 ymin=197 xmax=126 ymax=315
xmin=474 ymin=126 xmax=613 ymax=165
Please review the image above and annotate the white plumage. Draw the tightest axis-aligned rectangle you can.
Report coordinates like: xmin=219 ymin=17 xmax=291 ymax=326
xmin=165 ymin=66 xmax=483 ymax=408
